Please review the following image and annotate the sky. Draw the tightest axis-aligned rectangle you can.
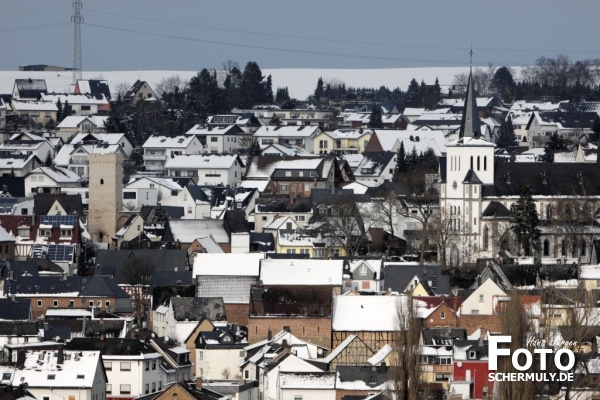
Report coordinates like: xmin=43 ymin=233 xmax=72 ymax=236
xmin=3 ymin=0 xmax=600 ymax=72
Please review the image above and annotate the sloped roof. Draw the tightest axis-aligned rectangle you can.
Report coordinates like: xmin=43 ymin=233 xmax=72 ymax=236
xmin=65 ymin=337 xmax=157 ymax=355
xmin=481 ymin=201 xmax=512 ymax=218
xmin=14 ymin=78 xmax=47 ymax=99
xmin=383 ymin=264 xmax=450 ymax=295
xmin=259 ymin=259 xmax=343 ymax=286
xmin=33 ymin=193 xmax=83 ymax=216
xmin=170 ymin=297 xmax=226 ymax=321
xmin=332 ymin=295 xmax=404 ymax=331
xmin=166 ymin=219 xmax=229 ymax=243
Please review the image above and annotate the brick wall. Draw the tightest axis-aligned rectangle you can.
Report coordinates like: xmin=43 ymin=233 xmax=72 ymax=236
xmin=423 ymin=304 xmax=459 ymax=329
xmin=224 ymin=303 xmax=249 ymax=326
xmin=248 ymin=316 xmax=332 ymax=349
xmin=29 ymin=296 xmax=118 ymax=320
xmin=459 ymin=314 xmax=503 ymax=335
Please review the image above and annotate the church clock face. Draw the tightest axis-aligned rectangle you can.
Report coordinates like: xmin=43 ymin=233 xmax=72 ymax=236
xmin=452 ymin=181 xmax=458 ymax=190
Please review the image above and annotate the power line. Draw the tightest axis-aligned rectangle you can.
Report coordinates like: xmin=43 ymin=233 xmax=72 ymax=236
xmin=84 ymin=22 xmax=517 ymax=67
xmin=0 ymin=22 xmax=70 ymax=33
xmin=0 ymin=8 xmax=69 ymax=19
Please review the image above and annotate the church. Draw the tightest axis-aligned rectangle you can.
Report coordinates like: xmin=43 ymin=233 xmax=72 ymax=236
xmin=439 ymin=69 xmax=600 ymax=266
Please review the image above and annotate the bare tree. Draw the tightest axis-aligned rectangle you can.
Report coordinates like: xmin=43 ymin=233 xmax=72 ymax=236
xmin=495 ymin=290 xmax=538 ymax=400
xmin=386 ymin=295 xmax=424 ymax=400
xmin=551 ymin=197 xmax=597 ymax=261
xmin=122 ymin=257 xmax=153 ymax=327
xmin=155 ymin=74 xmax=189 ymax=98
xmin=427 ymin=207 xmax=457 ymax=269
xmin=319 ymin=195 xmax=372 ymax=257
xmin=399 ymin=196 xmax=437 ymax=265
xmin=114 ymin=81 xmax=131 ymax=98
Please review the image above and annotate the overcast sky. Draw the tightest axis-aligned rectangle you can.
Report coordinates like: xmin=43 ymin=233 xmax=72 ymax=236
xmin=4 ymin=0 xmax=600 ymax=72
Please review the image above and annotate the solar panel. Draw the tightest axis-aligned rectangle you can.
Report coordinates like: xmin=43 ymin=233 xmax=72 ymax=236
xmin=40 ymin=215 xmax=77 ymax=228
xmin=47 ymin=244 xmax=75 ymax=262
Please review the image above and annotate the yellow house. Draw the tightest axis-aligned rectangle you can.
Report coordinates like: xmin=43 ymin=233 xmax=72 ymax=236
xmin=313 ymin=129 xmax=372 ymax=155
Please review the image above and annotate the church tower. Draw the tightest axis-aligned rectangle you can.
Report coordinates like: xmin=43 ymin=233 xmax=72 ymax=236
xmin=88 ymin=153 xmax=123 ymax=247
xmin=441 ymin=68 xmax=495 ymax=266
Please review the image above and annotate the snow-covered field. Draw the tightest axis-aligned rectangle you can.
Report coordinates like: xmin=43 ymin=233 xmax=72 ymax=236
xmin=0 ymin=67 xmax=491 ymax=101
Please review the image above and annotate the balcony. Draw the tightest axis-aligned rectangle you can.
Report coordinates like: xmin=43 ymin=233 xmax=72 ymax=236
xmin=143 ymin=154 xmax=167 ymax=161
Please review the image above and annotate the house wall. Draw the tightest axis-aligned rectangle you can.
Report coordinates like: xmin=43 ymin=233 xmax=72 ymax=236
xmin=458 ymin=314 xmax=502 ymax=336
xmin=460 ymin=279 xmax=506 ymax=316
xmin=196 ymin=348 xmax=246 ymax=381
xmin=105 ymin=355 xmax=163 ymax=400
xmin=281 ymin=389 xmax=335 ymax=400
xmin=254 ymin=212 xmax=311 ymax=233
xmin=248 ymin=316 xmax=332 ymax=349
xmin=26 ymin=295 xmax=119 ymax=320
xmin=423 ymin=303 xmax=459 ymax=328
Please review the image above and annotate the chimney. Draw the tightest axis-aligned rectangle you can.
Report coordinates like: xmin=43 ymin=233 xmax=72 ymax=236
xmin=267 ymin=329 xmax=272 ymax=340
xmin=16 ymin=351 xmax=25 ymax=370
xmin=195 ymin=377 xmax=203 ymax=389
xmin=57 ymin=348 xmax=64 ymax=365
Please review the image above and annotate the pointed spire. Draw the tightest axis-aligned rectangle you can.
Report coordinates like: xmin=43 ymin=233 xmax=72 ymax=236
xmin=459 ymin=68 xmax=482 ymax=139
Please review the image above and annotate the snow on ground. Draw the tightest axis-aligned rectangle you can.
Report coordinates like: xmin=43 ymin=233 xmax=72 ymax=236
xmin=0 ymin=66 xmax=518 ymax=101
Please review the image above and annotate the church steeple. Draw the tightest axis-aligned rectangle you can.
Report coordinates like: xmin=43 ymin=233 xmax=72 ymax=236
xmin=459 ymin=68 xmax=482 ymax=139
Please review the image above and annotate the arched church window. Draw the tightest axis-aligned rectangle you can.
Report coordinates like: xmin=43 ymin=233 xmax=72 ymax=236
xmin=477 ymin=156 xmax=480 ymax=171
xmin=484 ymin=156 xmax=487 ymax=171
xmin=470 ymin=156 xmax=473 ymax=170
xmin=543 ymin=239 xmax=550 ymax=256
xmin=483 ymin=226 xmax=489 ymax=251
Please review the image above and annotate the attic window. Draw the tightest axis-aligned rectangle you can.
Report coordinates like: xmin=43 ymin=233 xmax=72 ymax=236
xmin=77 ymin=374 xmax=85 ymax=379
xmin=469 ymin=351 xmax=477 ymax=359
xmin=47 ymin=374 xmax=56 ymax=380
xmin=100 ymin=179 xmax=104 ymax=185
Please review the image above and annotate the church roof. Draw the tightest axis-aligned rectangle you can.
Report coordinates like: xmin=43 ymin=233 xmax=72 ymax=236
xmin=462 ymin=169 xmax=482 ymax=184
xmin=459 ymin=69 xmax=482 ymax=139
xmin=481 ymin=201 xmax=512 ymax=218
xmin=483 ymin=163 xmax=600 ymax=197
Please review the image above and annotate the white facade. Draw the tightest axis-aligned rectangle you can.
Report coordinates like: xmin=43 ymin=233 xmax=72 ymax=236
xmin=103 ymin=352 xmax=164 ymax=399
xmin=262 ymin=355 xmax=322 ymax=400
xmin=142 ymin=135 xmax=204 ymax=173
xmin=124 ymin=177 xmax=183 ymax=207
xmin=196 ymin=348 xmax=246 ymax=381
xmin=165 ymin=155 xmax=244 ymax=187
xmin=460 ymin=278 xmax=506 ymax=316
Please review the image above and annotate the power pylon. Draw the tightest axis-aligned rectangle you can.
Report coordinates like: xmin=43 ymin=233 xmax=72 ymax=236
xmin=72 ymin=0 xmax=83 ymax=84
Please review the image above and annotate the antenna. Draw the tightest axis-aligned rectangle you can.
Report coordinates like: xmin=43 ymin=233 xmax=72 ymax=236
xmin=72 ymin=0 xmax=84 ymax=84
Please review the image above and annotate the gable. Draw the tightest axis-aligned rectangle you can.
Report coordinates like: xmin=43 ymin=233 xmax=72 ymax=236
xmin=47 ymin=200 xmax=67 ymax=216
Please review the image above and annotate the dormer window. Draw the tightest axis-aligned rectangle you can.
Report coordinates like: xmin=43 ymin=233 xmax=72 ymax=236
xmin=469 ymin=350 xmax=477 ymax=359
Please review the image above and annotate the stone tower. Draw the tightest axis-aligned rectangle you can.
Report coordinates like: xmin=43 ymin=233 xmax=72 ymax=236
xmin=88 ymin=153 xmax=123 ymax=246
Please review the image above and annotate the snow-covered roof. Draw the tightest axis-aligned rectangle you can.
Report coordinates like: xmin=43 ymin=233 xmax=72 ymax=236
xmin=332 ymin=295 xmax=408 ymax=331
xmin=510 ymin=100 xmax=566 ymax=112
xmin=125 ymin=176 xmax=183 ymax=191
xmin=580 ymin=265 xmax=600 ymax=280
xmin=11 ymin=100 xmax=58 ymax=111
xmin=262 ymin=143 xmax=315 ymax=156
xmin=143 ymin=135 xmax=197 ymax=148
xmin=41 ymin=93 xmax=108 ymax=105
xmin=45 ymin=308 xmax=92 ymax=317
xmin=275 ymin=158 xmax=323 ymax=170
xmin=70 ymin=132 xmax=125 ymax=145
xmin=29 ymin=166 xmax=81 ymax=183
xmin=339 ymin=154 xmax=364 ymax=169
xmin=54 ymin=144 xmax=125 ymax=166
xmin=553 ymin=151 xmax=576 ymax=163
xmin=239 ymin=180 xmax=270 ymax=192
xmin=368 ymin=344 xmax=393 ymax=366
xmin=326 ymin=129 xmax=372 ymax=139
xmin=57 ymin=116 xmax=109 ymax=129
xmin=447 ymin=137 xmax=495 ymax=147
xmin=168 ymin=219 xmax=229 ymax=243
xmin=279 ymin=372 xmax=335 ymax=389
xmin=186 ymin=124 xmax=240 ymax=135
xmin=8 ymin=350 xmax=101 ymax=388
xmin=0 ymin=225 xmax=15 ymax=242
xmin=193 ymin=253 xmax=264 ymax=278
xmin=259 ymin=259 xmax=343 ymax=286
xmin=253 ymin=125 xmax=321 ymax=138
xmin=321 ymin=335 xmax=357 ymax=363
xmin=165 ymin=154 xmax=239 ymax=170
xmin=372 ymin=129 xmax=446 ymax=155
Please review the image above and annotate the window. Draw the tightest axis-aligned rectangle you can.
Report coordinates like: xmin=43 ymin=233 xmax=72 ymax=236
xmin=106 ymin=384 xmax=112 ymax=394
xmin=244 ymin=370 xmax=249 ymax=379
xmin=471 ymin=309 xmax=479 ymax=315
xmin=124 ymin=192 xmax=136 ymax=199
xmin=479 ymin=294 xmax=484 ymax=302
xmin=145 ymin=384 xmax=149 ymax=394
xmin=199 ymin=351 xmax=203 ymax=360
xmin=280 ymin=184 xmax=289 ymax=191
xmin=358 ymin=264 xmax=368 ymax=276
xmin=120 ymin=362 xmax=131 ymax=371
xmin=469 ymin=350 xmax=477 ymax=359
xmin=294 ymin=396 xmax=303 ymax=400
xmin=152 ymin=382 xmax=156 ymax=392
xmin=152 ymin=360 xmax=156 ymax=370
xmin=145 ymin=361 xmax=149 ymax=371
xmin=105 ymin=362 xmax=112 ymax=370
xmin=261 ymin=216 xmax=267 ymax=221
xmin=39 ymin=229 xmax=51 ymax=237
xmin=37 ymin=300 xmax=42 ymax=307
xmin=89 ymin=300 xmax=94 ymax=307
xmin=53 ymin=300 xmax=58 ymax=307
xmin=69 ymin=300 xmax=74 ymax=307
xmin=61 ymin=229 xmax=72 ymax=237
xmin=47 ymin=374 xmax=56 ymax=380
xmin=440 ymin=312 xmax=445 ymax=320
xmin=120 ymin=385 xmax=131 ymax=395
xmin=106 ymin=301 xmax=110 ymax=307
xmin=211 ymin=137 xmax=218 ymax=142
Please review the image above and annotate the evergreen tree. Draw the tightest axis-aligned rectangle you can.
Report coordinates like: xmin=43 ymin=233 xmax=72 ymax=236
xmin=542 ymin=133 xmax=570 ymax=162
xmin=264 ymin=74 xmax=274 ymax=104
xmin=63 ymin=101 xmax=72 ymax=120
xmin=44 ymin=150 xmax=53 ymax=167
xmin=275 ymin=87 xmax=291 ymax=105
xmin=491 ymin=66 xmax=516 ymax=102
xmin=105 ymin=94 xmax=136 ymax=144
xmin=223 ymin=66 xmax=242 ymax=109
xmin=395 ymin=141 xmax=408 ymax=173
xmin=496 ymin=115 xmax=518 ymax=148
xmin=433 ymin=77 xmax=442 ymax=105
xmin=240 ymin=61 xmax=266 ymax=108
xmin=369 ymin=104 xmax=383 ymax=128
xmin=405 ymin=78 xmax=422 ymax=108
xmin=512 ymin=185 xmax=541 ymax=256
xmin=55 ymin=99 xmax=64 ymax=123
xmin=314 ymin=77 xmax=325 ymax=101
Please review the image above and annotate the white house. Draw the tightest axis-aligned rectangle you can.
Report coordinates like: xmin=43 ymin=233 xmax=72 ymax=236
xmin=124 ymin=177 xmax=183 ymax=207
xmin=195 ymin=326 xmax=247 ymax=381
xmin=460 ymin=277 xmax=507 ymax=316
xmin=56 ymin=115 xmax=109 ymax=140
xmin=142 ymin=135 xmax=204 ymax=173
xmin=253 ymin=125 xmax=321 ymax=152
xmin=24 ymin=166 xmax=81 ymax=195
xmin=185 ymin=125 xmax=246 ymax=154
xmin=353 ymin=152 xmax=397 ymax=185
xmin=0 ymin=132 xmax=55 ymax=161
xmin=41 ymin=93 xmax=110 ymax=116
xmin=165 ymin=154 xmax=244 ymax=187
xmin=10 ymin=100 xmax=58 ymax=126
